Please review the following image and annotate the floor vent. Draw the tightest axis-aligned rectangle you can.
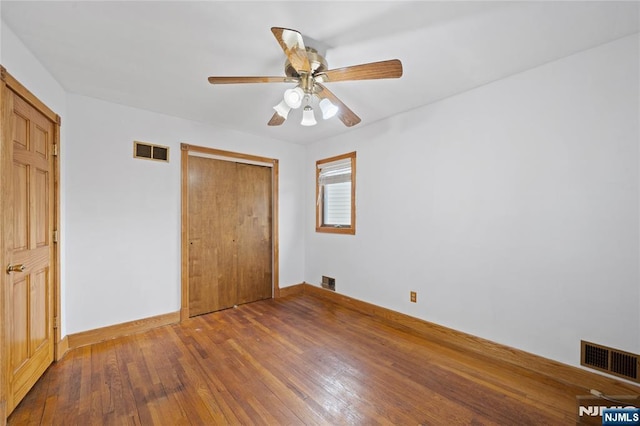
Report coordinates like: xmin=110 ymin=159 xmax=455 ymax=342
xmin=134 ymin=141 xmax=169 ymax=162
xmin=321 ymin=276 xmax=335 ymax=291
xmin=581 ymin=340 xmax=639 ymax=383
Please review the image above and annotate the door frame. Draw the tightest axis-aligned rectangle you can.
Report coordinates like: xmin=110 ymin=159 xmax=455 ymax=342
xmin=180 ymin=143 xmax=279 ymax=320
xmin=0 ymin=66 xmax=62 ymax=421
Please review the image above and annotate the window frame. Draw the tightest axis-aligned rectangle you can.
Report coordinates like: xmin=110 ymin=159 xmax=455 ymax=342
xmin=316 ymin=151 xmax=356 ymax=235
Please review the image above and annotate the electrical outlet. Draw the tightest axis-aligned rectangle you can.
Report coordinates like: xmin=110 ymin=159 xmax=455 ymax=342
xmin=410 ymin=291 xmax=417 ymax=303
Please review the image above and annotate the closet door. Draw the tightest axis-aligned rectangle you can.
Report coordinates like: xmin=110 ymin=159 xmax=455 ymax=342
xmin=236 ymin=163 xmax=272 ymax=304
xmin=188 ymin=157 xmax=272 ymax=316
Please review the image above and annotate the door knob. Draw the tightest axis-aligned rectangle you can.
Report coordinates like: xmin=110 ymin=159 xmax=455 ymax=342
xmin=6 ymin=264 xmax=25 ymax=274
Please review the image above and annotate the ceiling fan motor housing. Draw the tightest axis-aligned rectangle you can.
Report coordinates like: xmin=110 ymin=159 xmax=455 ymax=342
xmin=284 ymin=47 xmax=328 ymax=78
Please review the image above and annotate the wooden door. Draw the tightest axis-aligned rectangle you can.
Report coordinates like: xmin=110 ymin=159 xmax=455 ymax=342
xmin=188 ymin=156 xmax=272 ymax=316
xmin=4 ymin=91 xmax=55 ymax=413
xmin=188 ymin=157 xmax=238 ymax=315
xmin=236 ymin=163 xmax=272 ymax=305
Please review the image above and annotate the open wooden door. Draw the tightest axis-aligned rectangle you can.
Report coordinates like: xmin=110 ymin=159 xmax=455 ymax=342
xmin=181 ymin=144 xmax=279 ymax=319
xmin=1 ymin=68 xmax=60 ymax=417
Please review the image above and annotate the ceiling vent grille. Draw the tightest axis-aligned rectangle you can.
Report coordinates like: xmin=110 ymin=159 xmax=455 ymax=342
xmin=581 ymin=340 xmax=639 ymax=383
xmin=134 ymin=141 xmax=169 ymax=162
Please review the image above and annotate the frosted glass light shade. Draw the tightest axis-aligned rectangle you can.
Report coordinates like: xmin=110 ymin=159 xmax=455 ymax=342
xmin=273 ymin=99 xmax=291 ymax=118
xmin=319 ymin=98 xmax=339 ymax=119
xmin=301 ymin=106 xmax=317 ymax=126
xmin=284 ymin=87 xmax=304 ymax=109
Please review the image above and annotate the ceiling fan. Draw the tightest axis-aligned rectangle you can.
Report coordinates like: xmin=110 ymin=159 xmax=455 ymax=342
xmin=208 ymin=27 xmax=403 ymax=127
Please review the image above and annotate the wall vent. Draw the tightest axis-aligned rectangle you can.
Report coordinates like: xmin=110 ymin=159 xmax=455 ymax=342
xmin=134 ymin=141 xmax=169 ymax=162
xmin=581 ymin=340 xmax=639 ymax=383
xmin=321 ymin=276 xmax=335 ymax=291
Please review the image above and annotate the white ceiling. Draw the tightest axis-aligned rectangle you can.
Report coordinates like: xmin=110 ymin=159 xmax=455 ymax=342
xmin=2 ymin=1 xmax=638 ymax=145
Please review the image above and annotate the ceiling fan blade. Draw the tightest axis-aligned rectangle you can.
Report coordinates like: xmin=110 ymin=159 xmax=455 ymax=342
xmin=317 ymin=59 xmax=403 ymax=83
xmin=268 ymin=112 xmax=286 ymax=126
xmin=271 ymin=27 xmax=311 ymax=74
xmin=208 ymin=76 xmax=299 ymax=85
xmin=315 ymin=83 xmax=361 ymax=127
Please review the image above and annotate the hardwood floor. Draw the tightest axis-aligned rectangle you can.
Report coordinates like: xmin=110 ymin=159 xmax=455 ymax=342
xmin=7 ymin=294 xmax=636 ymax=425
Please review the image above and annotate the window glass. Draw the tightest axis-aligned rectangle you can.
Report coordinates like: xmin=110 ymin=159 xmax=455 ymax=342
xmin=316 ymin=152 xmax=356 ymax=234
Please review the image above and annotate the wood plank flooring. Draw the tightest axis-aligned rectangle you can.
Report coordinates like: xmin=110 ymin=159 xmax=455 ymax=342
xmin=7 ymin=294 xmax=634 ymax=425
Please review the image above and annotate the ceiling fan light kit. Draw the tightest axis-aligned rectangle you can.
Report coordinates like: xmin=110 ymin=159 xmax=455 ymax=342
xmin=208 ymin=27 xmax=403 ymax=128
xmin=283 ymin=87 xmax=304 ymax=109
xmin=272 ymin=99 xmax=292 ymax=119
xmin=275 ymin=87 xmax=337 ymax=127
xmin=301 ymin=105 xmax=317 ymax=126
xmin=319 ymin=98 xmax=339 ymax=120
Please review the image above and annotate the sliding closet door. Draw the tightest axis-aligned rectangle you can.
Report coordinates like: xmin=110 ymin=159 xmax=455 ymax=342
xmin=188 ymin=157 xmax=236 ymax=315
xmin=236 ymin=163 xmax=272 ymax=305
xmin=188 ymin=156 xmax=272 ymax=317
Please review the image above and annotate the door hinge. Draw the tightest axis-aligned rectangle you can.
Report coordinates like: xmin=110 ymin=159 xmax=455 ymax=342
xmin=53 ymin=230 xmax=58 ymax=243
xmin=53 ymin=316 xmax=59 ymax=329
xmin=52 ymin=144 xmax=58 ymax=157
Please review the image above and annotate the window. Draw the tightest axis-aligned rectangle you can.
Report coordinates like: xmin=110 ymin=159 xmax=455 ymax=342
xmin=316 ymin=152 xmax=356 ymax=234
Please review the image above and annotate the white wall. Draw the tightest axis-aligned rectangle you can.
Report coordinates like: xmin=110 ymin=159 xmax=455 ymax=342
xmin=305 ymin=34 xmax=640 ymax=368
xmin=65 ymin=94 xmax=305 ymax=334
xmin=1 ymin=22 xmax=66 ymax=115
xmin=1 ymin=21 xmax=69 ymax=336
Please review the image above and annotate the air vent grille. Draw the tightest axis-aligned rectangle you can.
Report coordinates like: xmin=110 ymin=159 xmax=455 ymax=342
xmin=581 ymin=340 xmax=639 ymax=383
xmin=321 ymin=276 xmax=335 ymax=291
xmin=584 ymin=344 xmax=609 ymax=370
xmin=611 ymin=351 xmax=638 ymax=380
xmin=134 ymin=141 xmax=170 ymax=162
